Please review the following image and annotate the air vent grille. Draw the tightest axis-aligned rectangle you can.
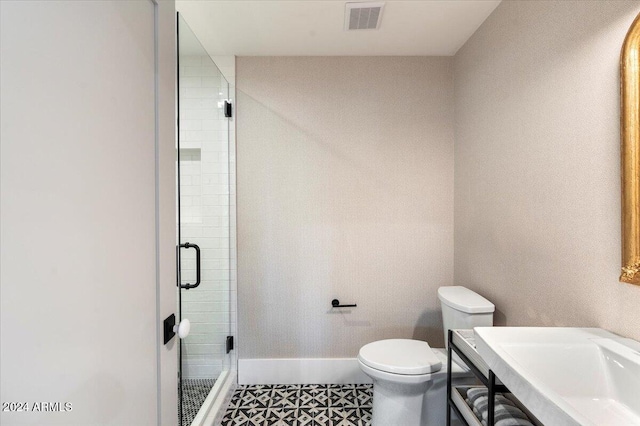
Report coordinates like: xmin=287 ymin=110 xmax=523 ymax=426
xmin=345 ymin=2 xmax=385 ymax=30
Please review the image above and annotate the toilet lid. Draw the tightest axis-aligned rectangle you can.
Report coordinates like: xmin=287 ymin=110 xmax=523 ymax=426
xmin=358 ymin=339 xmax=442 ymax=375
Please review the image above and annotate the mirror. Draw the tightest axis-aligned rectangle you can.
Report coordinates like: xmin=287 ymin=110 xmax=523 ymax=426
xmin=620 ymin=13 xmax=640 ymax=285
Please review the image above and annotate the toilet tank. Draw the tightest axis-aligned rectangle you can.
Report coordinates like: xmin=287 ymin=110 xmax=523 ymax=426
xmin=438 ymin=286 xmax=494 ymax=348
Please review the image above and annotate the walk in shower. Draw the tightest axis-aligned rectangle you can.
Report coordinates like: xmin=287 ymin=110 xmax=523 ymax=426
xmin=177 ymin=14 xmax=235 ymax=426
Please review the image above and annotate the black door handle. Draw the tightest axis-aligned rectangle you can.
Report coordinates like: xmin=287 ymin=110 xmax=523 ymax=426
xmin=178 ymin=242 xmax=201 ymax=289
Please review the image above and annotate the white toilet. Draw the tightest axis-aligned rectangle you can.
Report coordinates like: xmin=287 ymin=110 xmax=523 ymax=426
xmin=357 ymin=286 xmax=495 ymax=426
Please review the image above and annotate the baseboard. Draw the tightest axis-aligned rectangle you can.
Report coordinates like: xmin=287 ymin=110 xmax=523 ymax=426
xmin=238 ymin=358 xmax=373 ymax=385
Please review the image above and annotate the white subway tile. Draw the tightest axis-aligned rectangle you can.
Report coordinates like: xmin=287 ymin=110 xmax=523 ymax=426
xmin=180 ymin=76 xmax=202 ymax=88
xmin=201 ymin=77 xmax=221 ymax=88
xmin=181 ymin=56 xmax=202 ymax=67
xmin=182 ymin=67 xmax=203 ymax=77
xmin=180 ymin=119 xmax=202 ymax=131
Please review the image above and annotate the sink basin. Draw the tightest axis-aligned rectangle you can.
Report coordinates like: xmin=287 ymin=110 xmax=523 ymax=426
xmin=474 ymin=327 xmax=640 ymax=426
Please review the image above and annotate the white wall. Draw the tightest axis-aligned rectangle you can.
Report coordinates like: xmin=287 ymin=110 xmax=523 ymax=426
xmin=0 ymin=1 xmax=177 ymax=424
xmin=236 ymin=57 xmax=454 ymax=359
xmin=454 ymin=0 xmax=640 ymax=340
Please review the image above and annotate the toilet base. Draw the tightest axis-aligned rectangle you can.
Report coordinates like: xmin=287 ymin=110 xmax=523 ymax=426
xmin=371 ymin=377 xmax=431 ymax=426
xmin=370 ymin=374 xmax=473 ymax=426
xmin=360 ymin=347 xmax=477 ymax=425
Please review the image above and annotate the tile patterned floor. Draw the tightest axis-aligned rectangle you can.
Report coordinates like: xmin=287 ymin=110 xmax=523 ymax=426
xmin=181 ymin=378 xmax=216 ymax=426
xmin=221 ymin=384 xmax=373 ymax=426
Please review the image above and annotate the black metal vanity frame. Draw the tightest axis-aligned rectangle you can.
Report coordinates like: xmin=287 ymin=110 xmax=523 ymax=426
xmin=446 ymin=329 xmax=509 ymax=426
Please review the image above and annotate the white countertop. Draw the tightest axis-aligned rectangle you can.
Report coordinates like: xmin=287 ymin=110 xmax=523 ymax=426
xmin=474 ymin=327 xmax=640 ymax=426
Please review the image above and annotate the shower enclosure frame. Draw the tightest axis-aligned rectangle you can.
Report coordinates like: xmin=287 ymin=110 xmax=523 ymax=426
xmin=176 ymin=12 xmax=237 ymax=426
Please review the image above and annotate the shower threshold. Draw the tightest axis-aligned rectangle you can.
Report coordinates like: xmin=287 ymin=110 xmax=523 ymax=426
xmin=186 ymin=371 xmax=234 ymax=426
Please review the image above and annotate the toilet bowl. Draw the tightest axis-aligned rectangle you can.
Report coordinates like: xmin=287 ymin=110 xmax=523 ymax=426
xmin=358 ymin=286 xmax=495 ymax=426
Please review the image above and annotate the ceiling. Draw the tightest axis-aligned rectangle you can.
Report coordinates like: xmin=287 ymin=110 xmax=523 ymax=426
xmin=176 ymin=0 xmax=502 ymax=57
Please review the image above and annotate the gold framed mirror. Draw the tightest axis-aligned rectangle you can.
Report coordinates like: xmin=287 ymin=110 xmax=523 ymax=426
xmin=620 ymin=13 xmax=640 ymax=285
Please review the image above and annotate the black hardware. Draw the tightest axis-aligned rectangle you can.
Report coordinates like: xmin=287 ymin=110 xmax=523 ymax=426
xmin=224 ymin=100 xmax=232 ymax=118
xmin=176 ymin=13 xmax=184 ymax=426
xmin=448 ymin=330 xmax=508 ymax=391
xmin=164 ymin=314 xmax=176 ymax=344
xmin=446 ymin=331 xmax=452 ymax=426
xmin=446 ymin=329 xmax=510 ymax=426
xmin=226 ymin=335 xmax=234 ymax=354
xmin=177 ymin=242 xmax=201 ymax=289
xmin=488 ymin=370 xmax=496 ymax=426
xmin=331 ymin=299 xmax=357 ymax=308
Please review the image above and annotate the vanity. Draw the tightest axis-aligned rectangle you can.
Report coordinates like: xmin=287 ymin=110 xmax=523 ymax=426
xmin=448 ymin=327 xmax=640 ymax=426
xmin=447 ymin=329 xmax=542 ymax=426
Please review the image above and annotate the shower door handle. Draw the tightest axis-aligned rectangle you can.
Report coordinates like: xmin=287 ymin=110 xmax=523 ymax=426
xmin=178 ymin=242 xmax=201 ymax=289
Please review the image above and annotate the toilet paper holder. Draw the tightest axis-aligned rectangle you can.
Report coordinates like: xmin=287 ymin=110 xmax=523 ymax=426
xmin=331 ymin=299 xmax=357 ymax=308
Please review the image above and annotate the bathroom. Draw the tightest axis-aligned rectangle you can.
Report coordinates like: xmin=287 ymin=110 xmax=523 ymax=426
xmin=1 ymin=1 xmax=640 ymax=425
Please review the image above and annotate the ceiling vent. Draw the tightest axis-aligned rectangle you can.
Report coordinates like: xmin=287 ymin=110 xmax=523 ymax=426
xmin=345 ymin=2 xmax=385 ymax=31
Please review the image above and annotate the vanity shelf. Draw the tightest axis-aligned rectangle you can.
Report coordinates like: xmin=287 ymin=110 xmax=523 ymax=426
xmin=447 ymin=329 xmax=542 ymax=426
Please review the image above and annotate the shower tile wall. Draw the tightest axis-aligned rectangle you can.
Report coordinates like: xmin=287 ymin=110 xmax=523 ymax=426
xmin=179 ymin=55 xmax=234 ymax=379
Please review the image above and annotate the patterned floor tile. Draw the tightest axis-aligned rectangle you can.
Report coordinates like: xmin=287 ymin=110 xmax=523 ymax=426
xmin=220 ymin=408 xmax=239 ymax=425
xmin=357 ymin=408 xmax=372 ymax=426
xmin=222 ymin=408 xmax=269 ymax=426
xmin=354 ymin=390 xmax=372 ymax=408
xmin=329 ymin=407 xmax=361 ymax=422
xmin=299 ymin=387 xmax=329 ymax=408
xmin=327 ymin=387 xmax=359 ymax=408
xmin=222 ymin=384 xmax=372 ymax=425
xmin=265 ymin=407 xmax=299 ymax=424
xmin=228 ymin=389 xmax=246 ymax=409
xmin=298 ymin=407 xmax=332 ymax=425
xmin=271 ymin=387 xmax=301 ymax=409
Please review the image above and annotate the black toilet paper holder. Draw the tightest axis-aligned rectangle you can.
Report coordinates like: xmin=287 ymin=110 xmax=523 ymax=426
xmin=331 ymin=299 xmax=357 ymax=308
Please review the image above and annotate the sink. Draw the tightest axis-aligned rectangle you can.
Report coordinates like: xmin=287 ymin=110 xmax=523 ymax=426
xmin=474 ymin=327 xmax=640 ymax=426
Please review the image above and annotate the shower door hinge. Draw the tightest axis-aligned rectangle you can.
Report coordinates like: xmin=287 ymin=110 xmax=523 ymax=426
xmin=224 ymin=100 xmax=232 ymax=118
xmin=226 ymin=335 xmax=234 ymax=353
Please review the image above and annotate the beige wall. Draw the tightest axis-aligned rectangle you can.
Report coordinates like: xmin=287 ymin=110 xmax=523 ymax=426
xmin=237 ymin=57 xmax=454 ymax=358
xmin=454 ymin=1 xmax=640 ymax=340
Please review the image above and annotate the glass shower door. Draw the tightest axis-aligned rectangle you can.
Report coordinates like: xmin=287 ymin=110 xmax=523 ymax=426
xmin=177 ymin=14 xmax=232 ymax=426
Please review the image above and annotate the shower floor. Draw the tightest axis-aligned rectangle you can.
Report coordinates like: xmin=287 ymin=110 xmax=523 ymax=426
xmin=181 ymin=378 xmax=216 ymax=426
